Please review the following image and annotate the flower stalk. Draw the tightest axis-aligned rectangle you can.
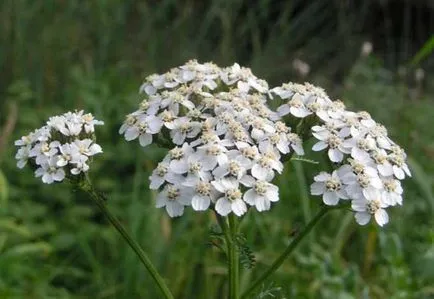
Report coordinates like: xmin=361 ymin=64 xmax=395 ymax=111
xmin=78 ymin=177 xmax=174 ymax=299
xmin=240 ymin=206 xmax=331 ymax=299
xmin=216 ymin=212 xmax=240 ymax=299
xmin=228 ymin=214 xmax=240 ymax=299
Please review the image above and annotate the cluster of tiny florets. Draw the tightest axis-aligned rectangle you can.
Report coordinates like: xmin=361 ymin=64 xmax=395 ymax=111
xmin=120 ymin=60 xmax=303 ymax=217
xmin=15 ymin=111 xmax=104 ymax=184
xmin=271 ymin=82 xmax=411 ymax=226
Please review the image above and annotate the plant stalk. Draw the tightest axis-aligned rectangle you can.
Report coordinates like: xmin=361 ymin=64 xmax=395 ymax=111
xmin=215 ymin=212 xmax=240 ymax=299
xmin=240 ymin=206 xmax=330 ymax=299
xmin=79 ymin=178 xmax=174 ymax=299
xmin=228 ymin=214 xmax=240 ymax=299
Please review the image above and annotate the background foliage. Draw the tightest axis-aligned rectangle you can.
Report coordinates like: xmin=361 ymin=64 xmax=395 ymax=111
xmin=1 ymin=0 xmax=433 ymax=298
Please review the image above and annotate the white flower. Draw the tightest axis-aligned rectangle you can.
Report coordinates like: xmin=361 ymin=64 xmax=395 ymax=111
xmin=169 ymin=153 xmax=212 ymax=184
xmin=81 ymin=112 xmax=104 ymax=133
xmin=15 ymin=145 xmax=31 ymax=168
xmin=371 ymin=149 xmax=394 ymax=176
xmin=212 ymin=179 xmax=247 ymax=216
xmin=15 ymin=133 xmax=35 ymax=147
xmin=277 ymin=93 xmax=312 ymax=118
xmin=70 ymin=139 xmax=102 ymax=159
xmin=258 ymin=132 xmax=289 ymax=154
xmin=160 ymin=90 xmax=195 ymax=115
xmin=251 ymin=152 xmax=282 ymax=181
xmin=156 ymin=184 xmax=193 ymax=217
xmin=270 ymin=85 xmax=293 ymax=99
xmin=56 ymin=143 xmax=75 ymax=167
xmin=70 ymin=159 xmax=90 ymax=175
xmin=29 ymin=141 xmax=60 ymax=165
xmin=352 ymin=188 xmax=389 ymax=226
xmin=123 ymin=115 xmax=163 ymax=147
xmin=341 ymin=167 xmax=382 ymax=200
xmin=388 ymin=152 xmax=411 ymax=180
xmin=149 ymin=161 xmax=184 ymax=190
xmin=343 ymin=134 xmax=376 ymax=161
xmin=381 ymin=177 xmax=403 ymax=206
xmin=312 ymin=125 xmax=350 ymax=162
xmin=252 ymin=149 xmax=283 ymax=181
xmin=165 ymin=117 xmax=202 ymax=145
xmin=212 ymin=153 xmax=251 ymax=180
xmin=196 ymin=143 xmax=228 ymax=170
xmin=35 ymin=156 xmax=65 ymax=184
xmin=183 ymin=179 xmax=217 ymax=211
xmin=243 ymin=181 xmax=279 ymax=211
xmin=310 ymin=171 xmax=348 ymax=205
xmin=287 ymin=132 xmax=305 ymax=155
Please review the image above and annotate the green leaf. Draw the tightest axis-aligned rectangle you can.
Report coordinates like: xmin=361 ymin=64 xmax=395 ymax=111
xmin=2 ymin=242 xmax=52 ymax=258
xmin=410 ymin=35 xmax=434 ymax=66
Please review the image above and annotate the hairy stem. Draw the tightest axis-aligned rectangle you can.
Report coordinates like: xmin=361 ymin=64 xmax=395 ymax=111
xmin=215 ymin=212 xmax=240 ymax=299
xmin=79 ymin=178 xmax=174 ymax=299
xmin=241 ymin=206 xmax=330 ymax=299
xmin=228 ymin=214 xmax=240 ymax=299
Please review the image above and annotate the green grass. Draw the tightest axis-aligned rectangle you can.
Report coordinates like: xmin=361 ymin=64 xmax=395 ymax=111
xmin=1 ymin=1 xmax=434 ymax=298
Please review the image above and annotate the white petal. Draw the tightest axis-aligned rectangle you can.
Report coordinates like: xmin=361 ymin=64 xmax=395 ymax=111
xmin=243 ymin=189 xmax=256 ymax=205
xmin=166 ymin=201 xmax=184 ymax=217
xmin=378 ymin=164 xmax=393 ymax=176
xmin=328 ymin=149 xmax=343 ymax=162
xmin=170 ymin=160 xmax=189 ymax=174
xmin=215 ymin=198 xmax=232 ymax=216
xmin=139 ymin=134 xmax=153 ymax=147
xmin=355 ymin=212 xmax=371 ymax=225
xmin=310 ymin=182 xmax=325 ymax=195
xmin=251 ymin=164 xmax=267 ymax=180
xmin=239 ymin=175 xmax=255 ymax=187
xmin=192 ymin=195 xmax=210 ymax=211
xmin=231 ymin=199 xmax=247 ymax=216
xmin=312 ymin=141 xmax=327 ymax=151
xmin=393 ymin=166 xmax=405 ymax=180
xmin=125 ymin=127 xmax=139 ymax=141
xmin=149 ymin=175 xmax=165 ymax=190
xmin=374 ymin=209 xmax=389 ymax=226
xmin=314 ymin=172 xmax=330 ymax=182
xmin=323 ymin=191 xmax=339 ymax=205
xmin=255 ymin=196 xmax=270 ymax=212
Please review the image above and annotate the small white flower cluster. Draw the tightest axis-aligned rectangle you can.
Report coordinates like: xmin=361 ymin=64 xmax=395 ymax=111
xmin=271 ymin=82 xmax=411 ymax=226
xmin=120 ymin=60 xmax=304 ymax=217
xmin=15 ymin=111 xmax=104 ymax=184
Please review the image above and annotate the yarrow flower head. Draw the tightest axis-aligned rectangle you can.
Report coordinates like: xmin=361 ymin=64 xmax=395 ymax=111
xmin=121 ymin=60 xmax=305 ymax=218
xmin=15 ymin=111 xmax=104 ymax=184
xmin=122 ymin=60 xmax=411 ymax=227
xmin=271 ymin=82 xmax=411 ymax=227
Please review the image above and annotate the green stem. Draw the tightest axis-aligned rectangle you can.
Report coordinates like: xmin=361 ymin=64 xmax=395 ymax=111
xmin=241 ymin=206 xmax=330 ymax=299
xmin=215 ymin=212 xmax=240 ymax=299
xmin=79 ymin=178 xmax=174 ymax=299
xmin=228 ymin=214 xmax=240 ymax=299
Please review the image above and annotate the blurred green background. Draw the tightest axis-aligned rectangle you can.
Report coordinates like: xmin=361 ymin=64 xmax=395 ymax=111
xmin=1 ymin=0 xmax=434 ymax=298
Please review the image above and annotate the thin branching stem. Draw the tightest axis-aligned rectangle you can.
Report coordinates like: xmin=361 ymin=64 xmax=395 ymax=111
xmin=241 ymin=206 xmax=331 ymax=299
xmin=79 ymin=177 xmax=174 ymax=299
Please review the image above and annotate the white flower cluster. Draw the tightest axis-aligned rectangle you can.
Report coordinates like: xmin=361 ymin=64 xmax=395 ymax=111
xmin=120 ymin=60 xmax=304 ymax=217
xmin=271 ymin=82 xmax=411 ymax=226
xmin=15 ymin=111 xmax=104 ymax=184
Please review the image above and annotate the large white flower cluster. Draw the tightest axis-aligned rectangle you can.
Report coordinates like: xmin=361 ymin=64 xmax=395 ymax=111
xmin=271 ymin=82 xmax=411 ymax=226
xmin=15 ymin=111 xmax=104 ymax=184
xmin=121 ymin=60 xmax=410 ymax=226
xmin=120 ymin=60 xmax=304 ymax=217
